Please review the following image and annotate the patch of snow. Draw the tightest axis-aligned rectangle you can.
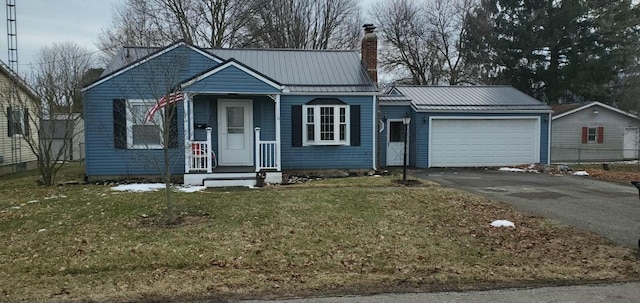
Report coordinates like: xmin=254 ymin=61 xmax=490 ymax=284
xmin=10 ymin=206 xmax=21 ymax=210
xmin=491 ymin=220 xmax=515 ymax=228
xmin=499 ymin=167 xmax=525 ymax=173
xmin=27 ymin=200 xmax=38 ymax=204
xmin=111 ymin=183 xmax=209 ymax=193
xmin=573 ymin=171 xmax=589 ymax=176
xmin=37 ymin=228 xmax=47 ymax=233
xmin=175 ymin=186 xmax=206 ymax=193
xmin=111 ymin=183 xmax=166 ymax=192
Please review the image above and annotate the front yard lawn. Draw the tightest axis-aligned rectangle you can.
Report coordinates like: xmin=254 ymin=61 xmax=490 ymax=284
xmin=1 ymin=164 xmax=638 ymax=302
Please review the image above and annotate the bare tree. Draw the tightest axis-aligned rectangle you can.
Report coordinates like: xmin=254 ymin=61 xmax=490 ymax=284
xmin=108 ymin=49 xmax=191 ymax=224
xmin=425 ymin=0 xmax=477 ymax=85
xmin=0 ymin=42 xmax=93 ymax=185
xmin=373 ymin=0 xmax=444 ymax=85
xmin=97 ymin=0 xmax=254 ymax=63
xmin=373 ymin=0 xmax=479 ymax=85
xmin=242 ymin=0 xmax=362 ymax=49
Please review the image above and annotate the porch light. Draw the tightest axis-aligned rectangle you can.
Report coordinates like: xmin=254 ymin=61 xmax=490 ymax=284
xmin=402 ymin=114 xmax=411 ymax=125
xmin=402 ymin=113 xmax=411 ymax=182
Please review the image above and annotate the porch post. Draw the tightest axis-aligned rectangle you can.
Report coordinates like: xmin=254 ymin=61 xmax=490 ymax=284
xmin=254 ymin=127 xmax=261 ymax=172
xmin=206 ymin=127 xmax=213 ymax=173
xmin=184 ymin=93 xmax=191 ymax=173
xmin=275 ymin=94 xmax=281 ymax=171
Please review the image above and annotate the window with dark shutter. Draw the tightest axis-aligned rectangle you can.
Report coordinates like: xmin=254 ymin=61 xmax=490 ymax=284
xmin=7 ymin=106 xmax=25 ymax=136
xmin=582 ymin=126 xmax=604 ymax=144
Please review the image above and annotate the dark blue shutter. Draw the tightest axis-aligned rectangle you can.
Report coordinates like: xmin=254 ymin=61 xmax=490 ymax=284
xmin=113 ymin=99 xmax=127 ymax=149
xmin=350 ymin=105 xmax=360 ymax=146
xmin=6 ymin=107 xmax=12 ymax=137
xmin=23 ymin=108 xmax=29 ymax=136
xmin=168 ymin=104 xmax=178 ymax=148
xmin=291 ymin=105 xmax=302 ymax=147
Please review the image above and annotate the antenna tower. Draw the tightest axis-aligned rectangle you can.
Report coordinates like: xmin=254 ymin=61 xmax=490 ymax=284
xmin=6 ymin=0 xmax=21 ymax=172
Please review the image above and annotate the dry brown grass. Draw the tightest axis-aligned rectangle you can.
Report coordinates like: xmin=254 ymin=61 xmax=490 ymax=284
xmin=571 ymin=163 xmax=640 ymax=184
xmin=0 ymin=165 xmax=638 ymax=302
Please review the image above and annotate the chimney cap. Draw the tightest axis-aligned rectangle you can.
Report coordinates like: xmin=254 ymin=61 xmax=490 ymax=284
xmin=363 ymin=24 xmax=376 ymax=29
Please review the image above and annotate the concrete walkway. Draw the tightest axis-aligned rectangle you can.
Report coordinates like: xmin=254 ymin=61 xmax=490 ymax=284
xmin=239 ymin=282 xmax=640 ymax=303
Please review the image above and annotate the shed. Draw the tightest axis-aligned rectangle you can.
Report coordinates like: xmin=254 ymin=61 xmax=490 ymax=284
xmin=551 ymin=101 xmax=640 ymax=162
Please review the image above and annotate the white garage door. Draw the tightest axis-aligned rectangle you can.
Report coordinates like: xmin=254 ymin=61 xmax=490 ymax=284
xmin=430 ymin=118 xmax=539 ymax=167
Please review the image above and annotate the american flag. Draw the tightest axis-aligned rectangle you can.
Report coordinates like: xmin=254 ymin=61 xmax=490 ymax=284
xmin=145 ymin=92 xmax=184 ymax=123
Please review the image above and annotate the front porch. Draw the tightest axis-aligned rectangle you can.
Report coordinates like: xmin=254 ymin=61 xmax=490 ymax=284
xmin=182 ymin=94 xmax=282 ymax=187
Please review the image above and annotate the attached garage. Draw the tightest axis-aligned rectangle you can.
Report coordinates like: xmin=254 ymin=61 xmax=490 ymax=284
xmin=429 ymin=117 xmax=540 ymax=167
xmin=378 ymin=86 xmax=552 ymax=168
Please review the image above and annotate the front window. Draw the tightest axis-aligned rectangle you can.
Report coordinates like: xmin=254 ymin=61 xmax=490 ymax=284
xmin=303 ymin=104 xmax=349 ymax=145
xmin=126 ymin=100 xmax=163 ymax=149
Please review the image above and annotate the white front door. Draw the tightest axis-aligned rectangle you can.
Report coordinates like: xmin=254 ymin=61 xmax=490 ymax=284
xmin=218 ymin=100 xmax=253 ymax=165
xmin=623 ymin=127 xmax=638 ymax=159
xmin=387 ymin=120 xmax=408 ymax=166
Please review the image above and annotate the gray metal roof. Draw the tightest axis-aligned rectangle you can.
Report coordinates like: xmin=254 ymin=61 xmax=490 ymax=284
xmin=100 ymin=45 xmax=376 ymax=93
xmin=208 ymin=49 xmax=375 ymax=92
xmin=392 ymin=86 xmax=551 ymax=111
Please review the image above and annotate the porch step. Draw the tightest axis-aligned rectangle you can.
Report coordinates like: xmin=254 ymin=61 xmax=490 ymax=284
xmin=203 ymin=177 xmax=256 ymax=188
xmin=202 ymin=172 xmax=257 ymax=188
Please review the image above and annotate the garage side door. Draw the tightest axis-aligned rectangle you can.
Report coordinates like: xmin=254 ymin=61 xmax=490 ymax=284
xmin=430 ymin=118 xmax=539 ymax=167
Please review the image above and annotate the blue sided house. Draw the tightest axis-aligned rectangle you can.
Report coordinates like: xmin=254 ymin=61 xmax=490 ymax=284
xmin=378 ymin=86 xmax=552 ymax=168
xmin=82 ymin=25 xmax=380 ymax=187
xmin=83 ymin=25 xmax=552 ymax=186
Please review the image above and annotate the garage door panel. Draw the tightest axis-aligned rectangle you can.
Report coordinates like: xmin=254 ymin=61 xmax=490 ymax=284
xmin=430 ymin=119 xmax=538 ymax=167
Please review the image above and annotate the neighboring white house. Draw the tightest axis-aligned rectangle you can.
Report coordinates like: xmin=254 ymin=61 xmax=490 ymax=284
xmin=0 ymin=60 xmax=39 ymax=175
xmin=551 ymin=101 xmax=640 ymax=162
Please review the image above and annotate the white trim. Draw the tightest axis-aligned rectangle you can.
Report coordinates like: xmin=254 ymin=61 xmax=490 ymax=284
xmin=184 ymin=94 xmax=191 ymax=172
xmin=413 ymin=108 xmax=553 ymax=114
xmin=82 ymin=42 xmax=222 ymax=92
xmin=547 ymin=113 xmax=551 ymax=165
xmin=552 ymin=101 xmax=640 ymax=120
xmin=275 ymin=94 xmax=282 ymax=171
xmin=181 ymin=60 xmax=283 ymax=91
xmin=283 ymin=91 xmax=380 ymax=96
xmin=379 ymin=101 xmax=413 ymax=106
xmin=428 ymin=116 xmax=541 ymax=168
xmin=372 ymin=95 xmax=377 ymax=170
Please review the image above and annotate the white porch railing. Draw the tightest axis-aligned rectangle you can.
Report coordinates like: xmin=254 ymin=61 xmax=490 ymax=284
xmin=188 ymin=127 xmax=213 ymax=173
xmin=255 ymin=127 xmax=280 ymax=172
xmin=187 ymin=126 xmax=280 ymax=173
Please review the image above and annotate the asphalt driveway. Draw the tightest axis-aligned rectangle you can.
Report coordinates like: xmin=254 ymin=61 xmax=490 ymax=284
xmin=413 ymin=169 xmax=640 ymax=249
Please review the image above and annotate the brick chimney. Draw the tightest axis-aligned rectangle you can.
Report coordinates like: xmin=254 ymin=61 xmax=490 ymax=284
xmin=361 ymin=24 xmax=378 ymax=85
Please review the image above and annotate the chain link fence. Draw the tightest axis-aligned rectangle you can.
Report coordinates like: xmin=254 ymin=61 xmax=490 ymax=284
xmin=552 ymin=147 xmax=640 ymax=166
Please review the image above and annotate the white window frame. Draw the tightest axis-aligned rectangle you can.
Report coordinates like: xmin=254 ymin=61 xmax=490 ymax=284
xmin=126 ymin=99 xmax=164 ymax=149
xmin=587 ymin=127 xmax=598 ymax=143
xmin=302 ymin=104 xmax=350 ymax=146
xmin=9 ymin=107 xmax=25 ymax=137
